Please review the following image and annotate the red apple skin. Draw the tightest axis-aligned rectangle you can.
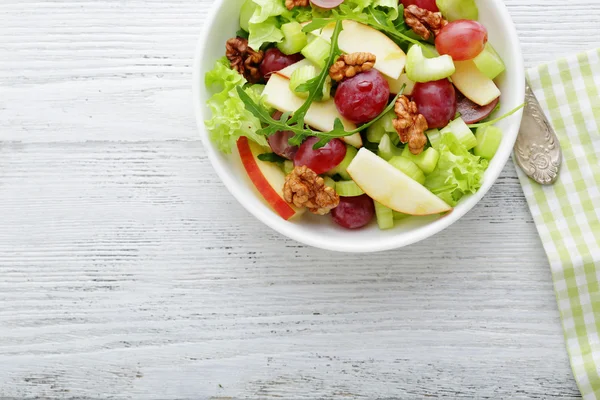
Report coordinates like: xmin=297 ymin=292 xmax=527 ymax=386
xmin=237 ymin=137 xmax=297 ymax=220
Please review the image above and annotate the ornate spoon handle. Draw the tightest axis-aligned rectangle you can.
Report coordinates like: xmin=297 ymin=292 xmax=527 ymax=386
xmin=513 ymin=84 xmax=562 ymax=185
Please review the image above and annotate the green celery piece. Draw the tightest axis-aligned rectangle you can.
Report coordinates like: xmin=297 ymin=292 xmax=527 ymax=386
xmin=426 ymin=129 xmax=442 ymax=149
xmin=401 ymin=146 xmax=440 ymax=175
xmin=440 ymin=118 xmax=477 ymax=150
xmin=374 ymin=201 xmax=395 ymax=230
xmin=378 ymin=134 xmax=402 ymax=161
xmin=473 ymin=43 xmax=506 ymax=80
xmin=301 ymin=36 xmax=331 ymax=68
xmin=278 ymin=22 xmax=308 ymax=55
xmin=405 ymin=45 xmax=455 ymax=83
xmin=388 ymin=156 xmax=426 ymax=185
xmin=366 ymin=110 xmax=396 ymax=143
xmin=474 ymin=125 xmax=503 ymax=160
xmin=335 ymin=180 xmax=365 ymax=197
xmin=323 ymin=176 xmax=336 ymax=189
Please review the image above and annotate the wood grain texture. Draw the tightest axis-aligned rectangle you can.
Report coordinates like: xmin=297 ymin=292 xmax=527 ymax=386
xmin=0 ymin=1 xmax=598 ymax=399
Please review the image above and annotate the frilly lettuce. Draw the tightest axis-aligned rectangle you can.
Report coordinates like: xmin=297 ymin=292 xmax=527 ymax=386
xmin=425 ymin=133 xmax=489 ymax=206
xmin=204 ymin=57 xmax=268 ymax=154
xmin=248 ymin=18 xmax=284 ymax=49
xmin=346 ymin=0 xmax=400 ymax=20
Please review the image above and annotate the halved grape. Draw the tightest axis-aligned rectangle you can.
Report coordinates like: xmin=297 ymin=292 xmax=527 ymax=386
xmin=294 ymin=137 xmax=347 ymax=175
xmin=412 ymin=79 xmax=457 ymax=129
xmin=267 ymin=112 xmax=299 ymax=160
xmin=401 ymin=0 xmax=439 ymax=12
xmin=334 ymin=69 xmax=390 ymax=124
xmin=310 ymin=0 xmax=344 ymax=9
xmin=260 ymin=48 xmax=304 ymax=81
xmin=456 ymin=91 xmax=499 ymax=124
xmin=331 ymin=195 xmax=375 ymax=230
xmin=435 ymin=20 xmax=488 ymax=61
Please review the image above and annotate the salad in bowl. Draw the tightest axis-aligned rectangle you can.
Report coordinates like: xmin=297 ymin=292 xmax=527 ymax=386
xmin=197 ymin=0 xmax=524 ymax=250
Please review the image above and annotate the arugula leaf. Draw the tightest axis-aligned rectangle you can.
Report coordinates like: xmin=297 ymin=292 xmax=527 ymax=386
xmin=467 ymin=103 xmax=525 ymax=128
xmin=258 ymin=153 xmax=286 ymax=163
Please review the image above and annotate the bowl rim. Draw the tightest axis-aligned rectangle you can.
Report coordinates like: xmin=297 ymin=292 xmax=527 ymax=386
xmin=192 ymin=0 xmax=525 ymax=253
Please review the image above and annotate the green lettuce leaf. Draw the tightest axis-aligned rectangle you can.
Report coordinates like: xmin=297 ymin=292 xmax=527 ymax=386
xmin=248 ymin=17 xmax=284 ymax=49
xmin=204 ymin=57 xmax=268 ymax=154
xmin=424 ymin=133 xmax=489 ymax=206
xmin=250 ymin=0 xmax=286 ymax=24
xmin=280 ymin=6 xmax=317 ymax=23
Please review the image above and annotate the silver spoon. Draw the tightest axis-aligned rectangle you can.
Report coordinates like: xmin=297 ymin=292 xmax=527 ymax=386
xmin=513 ymin=84 xmax=562 ymax=185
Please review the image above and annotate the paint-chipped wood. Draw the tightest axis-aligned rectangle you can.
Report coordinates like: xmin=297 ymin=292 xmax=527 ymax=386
xmin=0 ymin=1 xmax=596 ymax=398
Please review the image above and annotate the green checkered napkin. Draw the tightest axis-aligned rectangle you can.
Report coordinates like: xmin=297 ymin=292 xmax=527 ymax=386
xmin=518 ymin=48 xmax=600 ymax=399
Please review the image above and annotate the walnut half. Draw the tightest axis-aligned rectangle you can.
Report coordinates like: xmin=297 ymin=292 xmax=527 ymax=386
xmin=285 ymin=0 xmax=309 ymax=10
xmin=226 ymin=37 xmax=264 ymax=84
xmin=404 ymin=5 xmax=447 ymax=41
xmin=329 ymin=52 xmax=377 ymax=82
xmin=283 ymin=166 xmax=340 ymax=215
xmin=393 ymin=96 xmax=429 ymax=155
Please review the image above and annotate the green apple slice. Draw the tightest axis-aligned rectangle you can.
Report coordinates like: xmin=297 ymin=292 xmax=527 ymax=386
xmin=347 ymin=149 xmax=453 ymax=216
xmin=405 ymin=45 xmax=455 ymax=83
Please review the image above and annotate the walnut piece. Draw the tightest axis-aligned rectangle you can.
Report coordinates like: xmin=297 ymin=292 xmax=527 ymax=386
xmin=404 ymin=4 xmax=448 ymax=41
xmin=283 ymin=166 xmax=340 ymax=215
xmin=226 ymin=37 xmax=264 ymax=84
xmin=285 ymin=0 xmax=309 ymax=10
xmin=393 ymin=96 xmax=429 ymax=155
xmin=329 ymin=52 xmax=377 ymax=82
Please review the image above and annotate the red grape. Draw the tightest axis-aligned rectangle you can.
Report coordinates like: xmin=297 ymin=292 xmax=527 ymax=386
xmin=294 ymin=137 xmax=347 ymax=175
xmin=456 ymin=91 xmax=500 ymax=124
xmin=334 ymin=69 xmax=390 ymax=124
xmin=435 ymin=20 xmax=488 ymax=61
xmin=412 ymin=79 xmax=457 ymax=129
xmin=400 ymin=0 xmax=439 ymax=12
xmin=331 ymin=195 xmax=375 ymax=229
xmin=267 ymin=111 xmax=299 ymax=160
xmin=310 ymin=0 xmax=344 ymax=9
xmin=260 ymin=48 xmax=304 ymax=81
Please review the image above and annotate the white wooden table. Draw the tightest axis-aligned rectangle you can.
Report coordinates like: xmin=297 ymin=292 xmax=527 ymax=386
xmin=1 ymin=1 xmax=598 ymax=398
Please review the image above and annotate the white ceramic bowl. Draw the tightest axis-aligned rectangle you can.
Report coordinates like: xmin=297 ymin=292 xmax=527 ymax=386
xmin=193 ymin=0 xmax=525 ymax=253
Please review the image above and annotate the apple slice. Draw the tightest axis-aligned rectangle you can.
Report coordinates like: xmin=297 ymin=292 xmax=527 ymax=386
xmin=347 ymin=148 xmax=452 ymax=216
xmin=237 ymin=137 xmax=304 ymax=220
xmin=385 ymin=73 xmax=416 ymax=96
xmin=310 ymin=20 xmax=406 ymax=79
xmin=451 ymin=60 xmax=501 ymax=106
xmin=262 ymin=73 xmax=363 ymax=148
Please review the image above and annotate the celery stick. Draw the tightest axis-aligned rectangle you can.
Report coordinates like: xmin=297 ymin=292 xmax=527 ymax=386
xmin=426 ymin=129 xmax=442 ymax=149
xmin=366 ymin=110 xmax=396 ymax=143
xmin=301 ymin=36 xmax=331 ymax=68
xmin=401 ymin=146 xmax=440 ymax=175
xmin=474 ymin=125 xmax=503 ymax=160
xmin=388 ymin=156 xmax=426 ymax=185
xmin=440 ymin=118 xmax=477 ymax=150
xmin=335 ymin=180 xmax=365 ymax=197
xmin=374 ymin=201 xmax=394 ymax=230
xmin=323 ymin=176 xmax=336 ymax=189
xmin=436 ymin=0 xmax=478 ymax=21
xmin=406 ymin=45 xmax=455 ymax=83
xmin=378 ymin=134 xmax=402 ymax=161
xmin=283 ymin=160 xmax=294 ymax=175
xmin=278 ymin=22 xmax=308 ymax=55
xmin=393 ymin=211 xmax=410 ymax=220
xmin=473 ymin=43 xmax=506 ymax=80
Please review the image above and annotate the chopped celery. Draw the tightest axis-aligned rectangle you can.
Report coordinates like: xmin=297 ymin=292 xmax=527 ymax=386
xmin=335 ymin=180 xmax=365 ymax=197
xmin=406 ymin=45 xmax=455 ymax=83
xmin=436 ymin=0 xmax=478 ymax=21
xmin=327 ymin=144 xmax=358 ymax=180
xmin=401 ymin=146 xmax=440 ymax=175
xmin=323 ymin=176 xmax=336 ymax=189
xmin=366 ymin=110 xmax=396 ymax=143
xmin=427 ymin=129 xmax=442 ymax=149
xmin=301 ymin=36 xmax=331 ymax=68
xmin=374 ymin=201 xmax=394 ymax=230
xmin=289 ymin=65 xmax=318 ymax=98
xmin=474 ymin=125 xmax=503 ymax=160
xmin=390 ymin=132 xmax=401 ymax=146
xmin=278 ymin=22 xmax=308 ymax=55
xmin=422 ymin=43 xmax=440 ymax=58
xmin=283 ymin=160 xmax=294 ymax=175
xmin=393 ymin=211 xmax=410 ymax=220
xmin=290 ymin=65 xmax=331 ymax=101
xmin=388 ymin=156 xmax=426 ymax=185
xmin=378 ymin=133 xmax=402 ymax=161
xmin=440 ymin=118 xmax=477 ymax=150
xmin=239 ymin=0 xmax=256 ymax=32
xmin=473 ymin=43 xmax=506 ymax=80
